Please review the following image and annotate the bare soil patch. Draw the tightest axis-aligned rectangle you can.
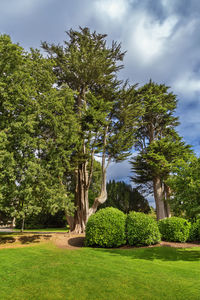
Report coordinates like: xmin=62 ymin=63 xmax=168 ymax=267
xmin=1 ymin=233 xmax=200 ymax=250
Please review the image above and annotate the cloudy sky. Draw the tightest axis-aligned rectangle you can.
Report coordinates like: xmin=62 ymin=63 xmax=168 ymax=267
xmin=0 ymin=0 xmax=200 ymax=190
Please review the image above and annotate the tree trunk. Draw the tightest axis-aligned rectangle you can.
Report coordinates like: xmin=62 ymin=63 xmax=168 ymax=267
xmin=88 ymin=130 xmax=109 ymax=217
xmin=21 ymin=217 xmax=25 ymax=233
xmin=164 ymin=184 xmax=171 ymax=218
xmin=11 ymin=217 xmax=16 ymax=229
xmin=88 ymin=166 xmax=107 ymax=218
xmin=67 ymin=128 xmax=109 ymax=232
xmin=153 ymin=177 xmax=165 ymax=220
xmin=67 ymin=162 xmax=89 ymax=233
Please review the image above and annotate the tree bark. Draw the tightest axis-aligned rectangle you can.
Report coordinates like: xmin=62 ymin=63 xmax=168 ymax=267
xmin=153 ymin=177 xmax=166 ymax=220
xmin=67 ymin=127 xmax=109 ymax=232
xmin=21 ymin=217 xmax=25 ymax=233
xmin=88 ymin=163 xmax=107 ymax=217
xmin=164 ymin=184 xmax=171 ymax=218
xmin=67 ymin=162 xmax=89 ymax=233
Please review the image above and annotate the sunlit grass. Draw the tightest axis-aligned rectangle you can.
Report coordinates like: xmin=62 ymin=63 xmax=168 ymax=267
xmin=0 ymin=243 xmax=200 ymax=300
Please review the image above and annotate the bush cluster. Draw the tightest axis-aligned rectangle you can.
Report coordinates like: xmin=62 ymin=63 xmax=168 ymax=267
xmin=126 ymin=211 xmax=161 ymax=246
xmin=85 ymin=208 xmax=196 ymax=248
xmin=159 ymin=217 xmax=191 ymax=242
xmin=85 ymin=207 xmax=126 ymax=248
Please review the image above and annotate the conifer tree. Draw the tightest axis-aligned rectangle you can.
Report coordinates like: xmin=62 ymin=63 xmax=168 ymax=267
xmin=101 ymin=180 xmax=150 ymax=213
xmin=42 ymin=28 xmax=140 ymax=232
xmin=130 ymin=80 xmax=190 ymax=220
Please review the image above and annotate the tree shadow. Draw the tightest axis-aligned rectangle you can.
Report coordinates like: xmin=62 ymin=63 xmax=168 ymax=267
xmin=68 ymin=237 xmax=85 ymax=248
xmin=0 ymin=236 xmax=16 ymax=244
xmin=18 ymin=234 xmax=51 ymax=244
xmin=91 ymin=246 xmax=200 ymax=262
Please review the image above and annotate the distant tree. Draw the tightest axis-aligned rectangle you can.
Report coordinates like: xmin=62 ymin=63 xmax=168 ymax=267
xmin=130 ymin=81 xmax=190 ymax=220
xmin=101 ymin=180 xmax=150 ymax=214
xmin=167 ymin=155 xmax=200 ymax=220
xmin=42 ymin=27 xmax=140 ymax=232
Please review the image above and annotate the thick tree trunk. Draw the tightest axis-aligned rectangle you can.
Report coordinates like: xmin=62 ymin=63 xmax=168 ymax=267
xmin=67 ymin=162 xmax=89 ymax=233
xmin=67 ymin=128 xmax=109 ymax=232
xmin=153 ymin=177 xmax=166 ymax=220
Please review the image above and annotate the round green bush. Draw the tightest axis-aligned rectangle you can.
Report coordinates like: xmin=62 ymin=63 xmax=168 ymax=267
xmin=188 ymin=220 xmax=200 ymax=242
xmin=126 ymin=211 xmax=161 ymax=246
xmin=85 ymin=207 xmax=126 ymax=248
xmin=159 ymin=217 xmax=191 ymax=242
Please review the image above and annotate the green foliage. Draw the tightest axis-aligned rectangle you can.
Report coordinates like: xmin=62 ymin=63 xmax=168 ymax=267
xmin=101 ymin=180 xmax=150 ymax=213
xmin=15 ymin=210 xmax=67 ymax=229
xmin=168 ymin=156 xmax=200 ymax=219
xmin=159 ymin=217 xmax=191 ymax=242
xmin=188 ymin=220 xmax=200 ymax=242
xmin=130 ymin=81 xmax=191 ymax=220
xmin=85 ymin=207 xmax=126 ymax=247
xmin=0 ymin=34 xmax=77 ymax=224
xmin=126 ymin=211 xmax=161 ymax=246
xmin=42 ymin=28 xmax=140 ymax=232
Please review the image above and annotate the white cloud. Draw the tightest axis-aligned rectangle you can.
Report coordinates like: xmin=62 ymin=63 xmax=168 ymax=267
xmin=131 ymin=14 xmax=178 ymax=64
xmin=173 ymin=73 xmax=200 ymax=97
xmin=94 ymin=0 xmax=130 ymax=22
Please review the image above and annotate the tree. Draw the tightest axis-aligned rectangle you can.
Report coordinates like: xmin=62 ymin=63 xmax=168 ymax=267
xmin=101 ymin=180 xmax=150 ymax=214
xmin=42 ymin=27 xmax=140 ymax=232
xmin=167 ymin=155 xmax=200 ymax=220
xmin=130 ymin=80 xmax=189 ymax=220
xmin=0 ymin=35 xmax=77 ymax=230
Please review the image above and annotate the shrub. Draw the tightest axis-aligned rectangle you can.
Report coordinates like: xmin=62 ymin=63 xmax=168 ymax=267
xmin=188 ymin=220 xmax=200 ymax=242
xmin=159 ymin=217 xmax=191 ymax=242
xmin=85 ymin=207 xmax=126 ymax=248
xmin=126 ymin=211 xmax=161 ymax=246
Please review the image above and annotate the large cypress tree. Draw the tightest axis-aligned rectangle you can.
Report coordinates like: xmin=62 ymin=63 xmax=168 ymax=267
xmin=42 ymin=28 xmax=139 ymax=232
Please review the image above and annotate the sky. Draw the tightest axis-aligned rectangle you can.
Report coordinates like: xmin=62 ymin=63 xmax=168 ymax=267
xmin=0 ymin=0 xmax=200 ymax=200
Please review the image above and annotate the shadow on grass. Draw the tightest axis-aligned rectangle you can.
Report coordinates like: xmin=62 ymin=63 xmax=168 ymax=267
xmin=0 ymin=236 xmax=16 ymax=244
xmin=0 ymin=234 xmax=52 ymax=246
xmin=91 ymin=246 xmax=200 ymax=262
xmin=18 ymin=235 xmax=51 ymax=244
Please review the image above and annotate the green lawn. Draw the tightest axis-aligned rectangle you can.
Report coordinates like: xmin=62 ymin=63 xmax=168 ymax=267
xmin=0 ymin=243 xmax=200 ymax=300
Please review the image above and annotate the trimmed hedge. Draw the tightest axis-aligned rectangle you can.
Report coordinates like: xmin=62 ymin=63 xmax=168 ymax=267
xmin=126 ymin=211 xmax=161 ymax=246
xmin=159 ymin=217 xmax=191 ymax=242
xmin=85 ymin=207 xmax=126 ymax=248
xmin=188 ymin=220 xmax=200 ymax=242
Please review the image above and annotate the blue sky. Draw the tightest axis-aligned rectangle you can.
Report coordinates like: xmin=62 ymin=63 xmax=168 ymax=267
xmin=0 ymin=0 xmax=200 ymax=190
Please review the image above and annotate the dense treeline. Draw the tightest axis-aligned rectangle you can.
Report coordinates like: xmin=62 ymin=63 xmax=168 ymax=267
xmin=0 ymin=27 xmax=198 ymax=231
xmin=101 ymin=180 xmax=150 ymax=214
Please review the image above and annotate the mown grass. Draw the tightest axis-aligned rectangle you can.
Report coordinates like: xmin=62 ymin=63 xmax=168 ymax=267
xmin=0 ymin=243 xmax=200 ymax=300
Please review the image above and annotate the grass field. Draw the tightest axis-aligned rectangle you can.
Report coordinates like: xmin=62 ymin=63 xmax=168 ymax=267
xmin=0 ymin=242 xmax=200 ymax=300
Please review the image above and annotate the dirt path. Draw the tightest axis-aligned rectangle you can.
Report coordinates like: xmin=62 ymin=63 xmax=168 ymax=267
xmin=0 ymin=233 xmax=200 ymax=250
